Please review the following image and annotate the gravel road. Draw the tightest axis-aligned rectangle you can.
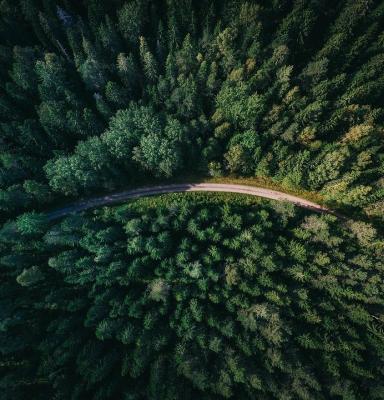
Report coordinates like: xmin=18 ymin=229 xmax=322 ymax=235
xmin=47 ymin=183 xmax=334 ymax=220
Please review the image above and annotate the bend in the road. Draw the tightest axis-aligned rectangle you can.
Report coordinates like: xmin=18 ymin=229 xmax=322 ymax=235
xmin=47 ymin=183 xmax=342 ymax=221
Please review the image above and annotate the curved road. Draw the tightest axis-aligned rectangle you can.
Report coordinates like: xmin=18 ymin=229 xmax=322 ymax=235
xmin=47 ymin=183 xmax=336 ymax=220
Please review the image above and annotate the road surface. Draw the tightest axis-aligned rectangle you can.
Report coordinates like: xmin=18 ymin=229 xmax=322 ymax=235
xmin=47 ymin=183 xmax=336 ymax=220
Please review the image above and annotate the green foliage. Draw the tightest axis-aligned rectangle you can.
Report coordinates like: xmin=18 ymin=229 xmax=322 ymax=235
xmin=1 ymin=1 xmax=384 ymax=399
xmin=16 ymin=265 xmax=44 ymax=287
xmin=1 ymin=194 xmax=383 ymax=399
xmin=0 ymin=0 xmax=383 ymax=216
xmin=16 ymin=211 xmax=48 ymax=235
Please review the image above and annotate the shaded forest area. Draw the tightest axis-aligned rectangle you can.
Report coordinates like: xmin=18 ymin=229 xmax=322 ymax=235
xmin=1 ymin=194 xmax=383 ymax=399
xmin=1 ymin=1 xmax=384 ymax=399
xmin=0 ymin=0 xmax=384 ymax=220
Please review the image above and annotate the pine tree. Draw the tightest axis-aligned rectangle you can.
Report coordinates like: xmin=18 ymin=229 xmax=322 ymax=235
xmin=139 ymin=36 xmax=158 ymax=82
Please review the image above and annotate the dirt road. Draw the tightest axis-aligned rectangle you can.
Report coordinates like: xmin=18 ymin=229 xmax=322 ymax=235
xmin=47 ymin=183 xmax=334 ymax=220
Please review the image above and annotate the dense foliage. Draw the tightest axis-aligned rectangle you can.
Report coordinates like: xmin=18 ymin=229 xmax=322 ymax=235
xmin=0 ymin=0 xmax=384 ymax=218
xmin=1 ymin=194 xmax=383 ymax=399
xmin=1 ymin=1 xmax=384 ymax=399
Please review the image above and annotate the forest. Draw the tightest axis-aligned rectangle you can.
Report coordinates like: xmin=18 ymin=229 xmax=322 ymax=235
xmin=0 ymin=0 xmax=384 ymax=218
xmin=0 ymin=0 xmax=383 ymax=399
xmin=1 ymin=194 xmax=384 ymax=399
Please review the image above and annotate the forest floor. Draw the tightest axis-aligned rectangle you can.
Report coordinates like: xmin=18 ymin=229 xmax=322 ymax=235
xmin=47 ymin=181 xmax=343 ymax=220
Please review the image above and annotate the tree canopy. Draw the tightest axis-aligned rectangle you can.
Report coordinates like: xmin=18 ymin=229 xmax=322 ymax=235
xmin=0 ymin=1 xmax=384 ymax=399
xmin=0 ymin=0 xmax=383 ymax=219
xmin=1 ymin=194 xmax=384 ymax=399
